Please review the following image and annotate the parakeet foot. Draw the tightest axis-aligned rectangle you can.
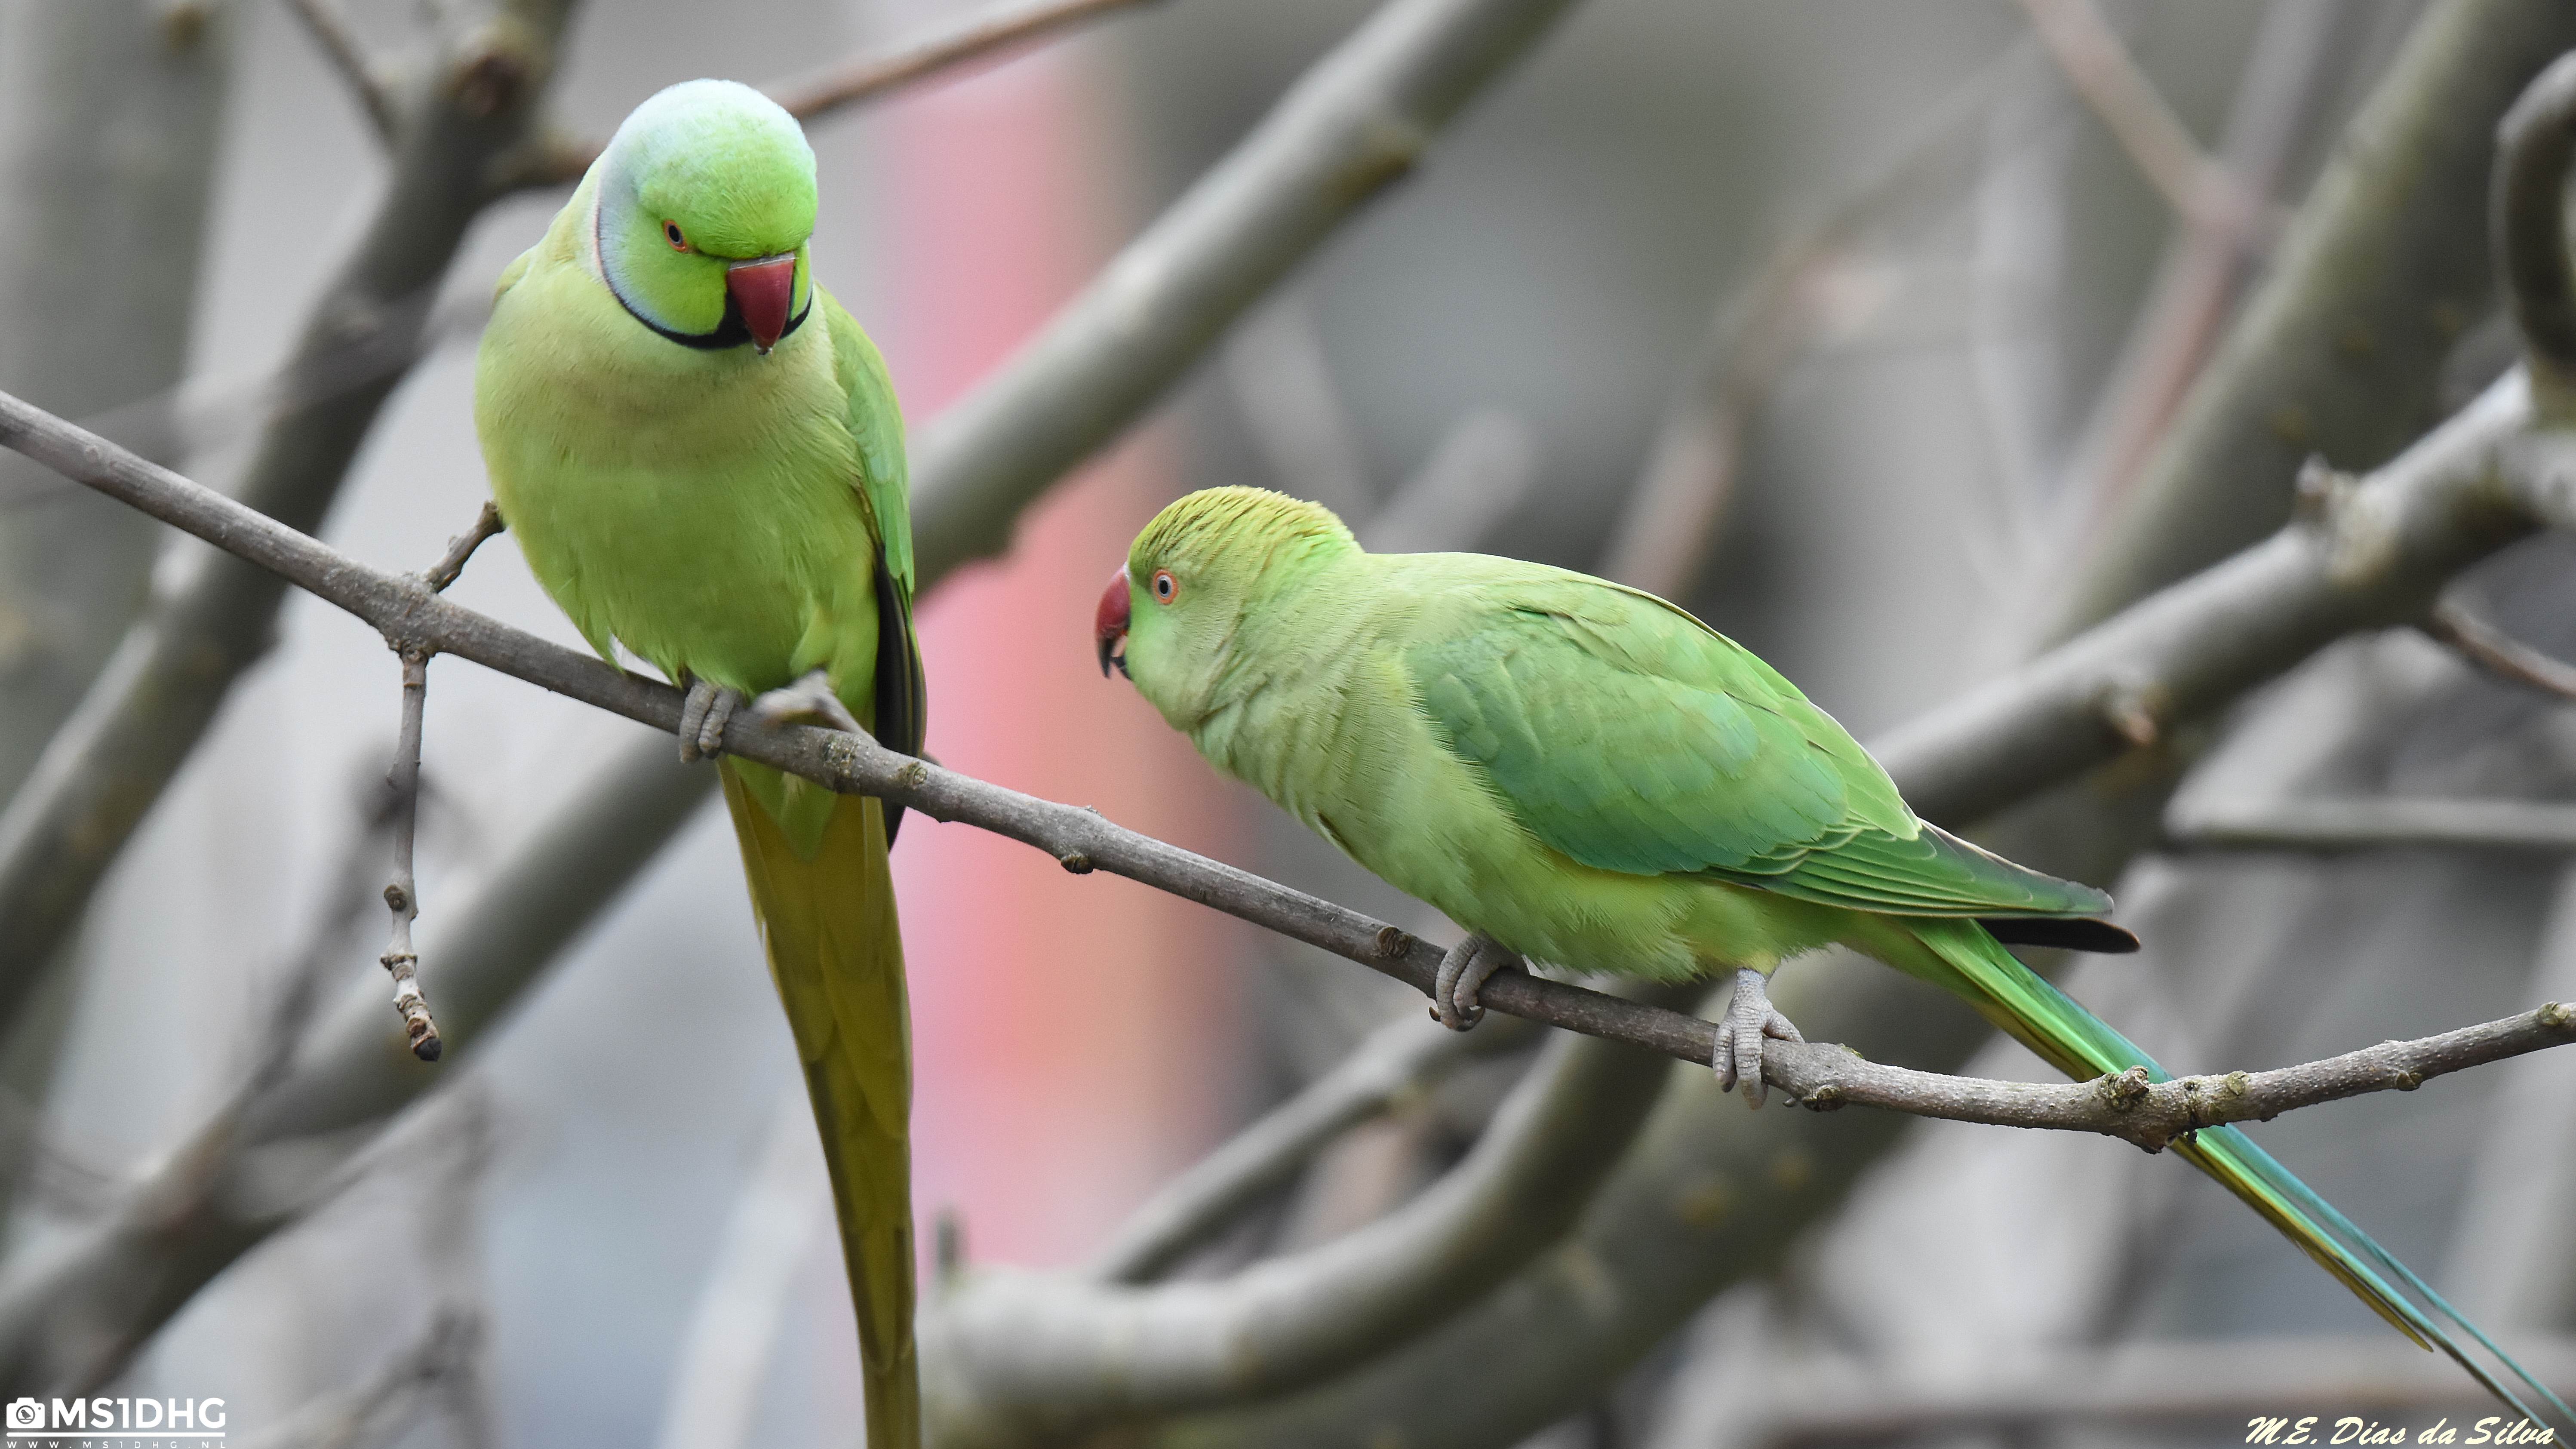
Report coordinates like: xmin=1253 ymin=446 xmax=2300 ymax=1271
xmin=1431 ymin=932 xmax=1522 ymax=1031
xmin=1712 ymin=967 xmax=1803 ymax=1109
xmin=748 ymin=668 xmax=863 ymax=735
xmin=677 ymin=678 xmax=740 ymax=763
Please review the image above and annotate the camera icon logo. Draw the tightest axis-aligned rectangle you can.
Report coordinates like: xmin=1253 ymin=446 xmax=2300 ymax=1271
xmin=5 ymin=1398 xmax=42 ymax=1430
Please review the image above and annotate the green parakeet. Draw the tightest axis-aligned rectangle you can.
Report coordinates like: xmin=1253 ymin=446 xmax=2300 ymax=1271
xmin=1095 ymin=486 xmax=2564 ymax=1421
xmin=473 ymin=80 xmax=925 ymax=1446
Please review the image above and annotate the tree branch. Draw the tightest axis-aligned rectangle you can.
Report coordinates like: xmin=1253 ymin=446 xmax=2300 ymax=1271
xmin=2495 ymin=50 xmax=2576 ymax=388
xmin=908 ymin=0 xmax=1586 ymax=583
xmin=0 ymin=349 xmax=2569 ymax=1406
xmin=281 ymin=0 xmax=399 ymax=143
xmin=0 ymin=0 xmax=579 ymax=1049
xmin=3 ymin=358 xmax=2576 ymax=1141
xmin=1598 ymin=50 xmax=2005 ymax=597
xmin=2427 ymin=594 xmax=2576 ymax=699
xmin=2014 ymin=0 xmax=2272 ymax=248
xmin=0 ymin=0 xmax=1598 ymax=1391
xmin=923 ymin=1017 xmax=1682 ymax=1444
xmin=1774 ymin=1002 xmax=2576 ymax=1153
xmin=2166 ymin=797 xmax=2576 ymax=852
xmin=519 ymin=0 xmax=1167 ymax=188
xmin=2053 ymin=0 xmax=2352 ymax=535
xmin=1082 ymin=1010 xmax=1537 ymax=1285
xmin=770 ymin=0 xmax=1162 ymax=127
xmin=2049 ymin=0 xmax=2576 ymax=640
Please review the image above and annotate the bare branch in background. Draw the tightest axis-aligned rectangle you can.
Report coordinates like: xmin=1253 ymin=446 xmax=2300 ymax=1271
xmin=2165 ymin=797 xmax=2576 ymax=853
xmin=227 ymin=1308 xmax=483 ymax=1449
xmin=2013 ymin=0 xmax=2275 ymax=248
xmin=2495 ymin=50 xmax=2576 ymax=388
xmin=0 ymin=0 xmax=1176 ymax=1061
xmin=0 ymin=1086 xmax=123 ymax=1220
xmin=0 ymin=0 xmax=1600 ymax=1391
xmin=2053 ymin=0 xmax=2352 ymax=539
xmin=2445 ymin=865 xmax=2576 ymax=1329
xmin=1084 ymin=1011 xmax=1539 ymax=1285
xmin=925 ymin=1018 xmax=1682 ymax=1441
xmin=652 ymin=1094 xmax=829 ymax=1449
xmin=1598 ymin=49 xmax=2014 ymax=597
xmin=1358 ymin=409 xmax=1537 ymax=555
xmin=2426 ymin=596 xmax=2576 ymax=699
xmin=2048 ymin=0 xmax=2576 ymax=641
xmin=520 ymin=0 xmax=1167 ymax=188
xmin=0 ymin=0 xmax=581 ymax=1052
xmin=909 ymin=0 xmax=1590 ymax=582
xmin=282 ymin=0 xmax=399 ymax=143
xmin=6 ymin=362 xmax=2576 ymax=1147
xmin=1227 ymin=295 xmax=1377 ymax=521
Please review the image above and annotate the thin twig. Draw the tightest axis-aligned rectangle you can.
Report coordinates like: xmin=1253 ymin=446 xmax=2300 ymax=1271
xmin=227 ymin=1307 xmax=480 ymax=1449
xmin=2051 ymin=0 xmax=2351 ymax=547
xmin=2427 ymin=597 xmax=2576 ymax=702
xmin=2044 ymin=0 xmax=2575 ymax=642
xmin=282 ymin=0 xmax=400 ymax=143
xmin=525 ymin=0 xmax=1163 ymax=187
xmin=1777 ymin=1003 xmax=2576 ymax=1153
xmin=380 ymin=651 xmax=441 ymax=1063
xmin=420 ymin=501 xmax=504 ymax=594
xmin=2013 ymin=0 xmax=2273 ymax=249
xmin=772 ymin=0 xmax=1162 ymax=125
xmin=0 ymin=0 xmax=580 ymax=1055
xmin=0 ymin=388 xmax=2572 ymax=1150
xmin=0 ymin=0 xmax=1590 ymax=1393
xmin=2166 ymin=797 xmax=2576 ymax=853
xmin=1598 ymin=49 xmax=2018 ymax=597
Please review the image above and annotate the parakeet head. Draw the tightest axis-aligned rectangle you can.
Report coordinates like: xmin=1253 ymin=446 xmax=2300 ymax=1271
xmin=1097 ymin=487 xmax=1359 ymax=726
xmin=591 ymin=79 xmax=818 ymax=355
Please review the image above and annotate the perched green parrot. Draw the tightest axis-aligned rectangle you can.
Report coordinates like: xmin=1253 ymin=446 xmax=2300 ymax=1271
xmin=1095 ymin=485 xmax=2564 ymax=1421
xmin=473 ymin=81 xmax=925 ymax=1446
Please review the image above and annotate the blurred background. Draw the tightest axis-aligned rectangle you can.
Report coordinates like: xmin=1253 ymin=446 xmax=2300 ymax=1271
xmin=3 ymin=0 xmax=2573 ymax=1445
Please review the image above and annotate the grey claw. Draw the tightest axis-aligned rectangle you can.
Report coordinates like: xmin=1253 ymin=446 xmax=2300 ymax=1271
xmin=1713 ymin=967 xmax=1802 ymax=1109
xmin=1431 ymin=932 xmax=1520 ymax=1031
xmin=678 ymin=679 xmax=741 ymax=763
xmin=748 ymin=668 xmax=862 ymax=735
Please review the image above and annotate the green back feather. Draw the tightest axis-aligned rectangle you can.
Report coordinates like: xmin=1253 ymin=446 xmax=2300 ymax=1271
xmin=1405 ymin=571 xmax=2112 ymax=920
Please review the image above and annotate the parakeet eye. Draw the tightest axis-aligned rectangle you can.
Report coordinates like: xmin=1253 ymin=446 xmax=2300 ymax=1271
xmin=1152 ymin=570 xmax=1178 ymax=603
xmin=663 ymin=220 xmax=689 ymax=251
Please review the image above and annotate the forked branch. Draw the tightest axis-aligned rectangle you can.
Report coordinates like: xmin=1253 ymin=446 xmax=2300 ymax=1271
xmin=0 ymin=387 xmax=2570 ymax=1151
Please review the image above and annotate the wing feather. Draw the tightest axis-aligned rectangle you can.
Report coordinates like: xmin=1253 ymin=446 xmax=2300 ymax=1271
xmin=1402 ymin=565 xmax=2109 ymax=922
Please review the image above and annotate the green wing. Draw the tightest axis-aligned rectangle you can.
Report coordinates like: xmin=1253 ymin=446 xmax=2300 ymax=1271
xmin=826 ymin=295 xmax=927 ymax=833
xmin=1404 ymin=567 xmax=2108 ymax=920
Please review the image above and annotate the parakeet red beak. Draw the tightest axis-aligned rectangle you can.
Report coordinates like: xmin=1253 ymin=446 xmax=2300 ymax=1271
xmin=1094 ymin=566 xmax=1131 ymax=679
xmin=726 ymin=255 xmax=797 ymax=354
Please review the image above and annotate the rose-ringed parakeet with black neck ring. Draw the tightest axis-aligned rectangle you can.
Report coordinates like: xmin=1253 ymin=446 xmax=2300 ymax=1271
xmin=474 ymin=79 xmax=925 ymax=1447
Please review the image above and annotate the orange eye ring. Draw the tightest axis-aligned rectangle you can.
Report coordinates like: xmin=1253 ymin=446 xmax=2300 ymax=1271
xmin=1151 ymin=569 xmax=1178 ymax=603
xmin=663 ymin=220 xmax=689 ymax=251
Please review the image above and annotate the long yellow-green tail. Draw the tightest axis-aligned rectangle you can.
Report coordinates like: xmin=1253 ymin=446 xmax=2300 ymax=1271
xmin=722 ymin=765 xmax=918 ymax=1448
xmin=1909 ymin=918 xmax=2570 ymax=1431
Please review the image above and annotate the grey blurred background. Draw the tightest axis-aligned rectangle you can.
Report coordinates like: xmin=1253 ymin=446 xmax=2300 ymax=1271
xmin=2 ymin=0 xmax=2570 ymax=1446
